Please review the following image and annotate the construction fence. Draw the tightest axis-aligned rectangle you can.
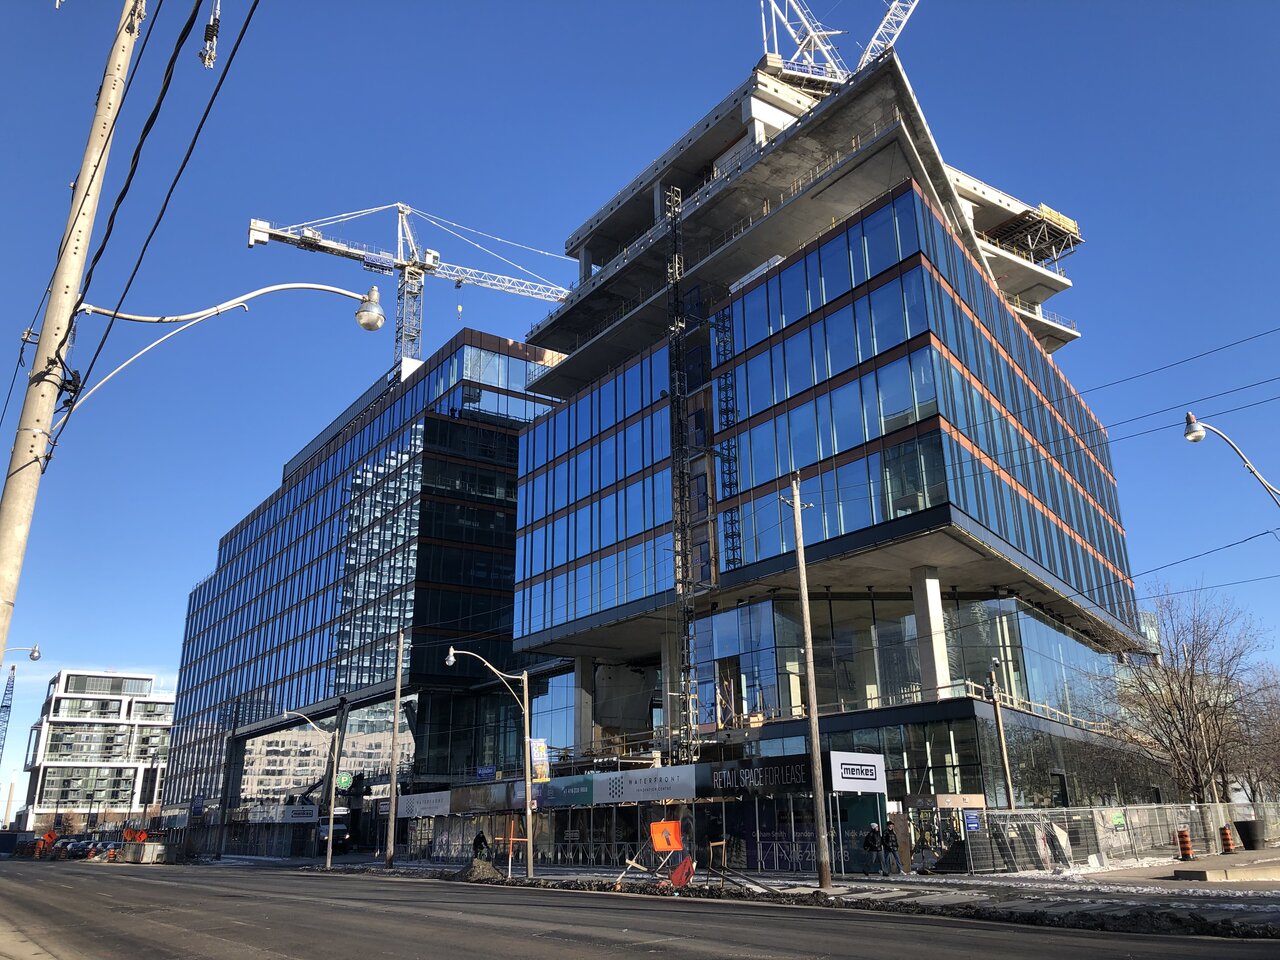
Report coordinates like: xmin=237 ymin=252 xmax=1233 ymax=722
xmin=929 ymin=802 xmax=1280 ymax=874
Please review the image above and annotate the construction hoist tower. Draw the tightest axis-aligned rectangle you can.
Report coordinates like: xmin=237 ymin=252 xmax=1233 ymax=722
xmin=249 ymin=205 xmax=569 ymax=367
xmin=663 ymin=186 xmax=700 ymax=764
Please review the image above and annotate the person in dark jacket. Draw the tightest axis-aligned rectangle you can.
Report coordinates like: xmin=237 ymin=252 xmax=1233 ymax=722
xmin=472 ymin=830 xmax=490 ymax=860
xmin=862 ymin=822 xmax=887 ymax=876
xmin=883 ymin=822 xmax=905 ymax=874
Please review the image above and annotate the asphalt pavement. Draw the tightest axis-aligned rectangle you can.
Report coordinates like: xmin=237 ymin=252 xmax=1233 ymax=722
xmin=0 ymin=858 xmax=1273 ymax=960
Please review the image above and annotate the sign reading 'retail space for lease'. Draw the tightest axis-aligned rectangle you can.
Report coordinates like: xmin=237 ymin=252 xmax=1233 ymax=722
xmin=829 ymin=751 xmax=887 ymax=794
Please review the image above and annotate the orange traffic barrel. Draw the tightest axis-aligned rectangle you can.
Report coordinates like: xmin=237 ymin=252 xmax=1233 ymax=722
xmin=1219 ymin=824 xmax=1237 ymax=854
xmin=1177 ymin=828 xmax=1194 ymax=861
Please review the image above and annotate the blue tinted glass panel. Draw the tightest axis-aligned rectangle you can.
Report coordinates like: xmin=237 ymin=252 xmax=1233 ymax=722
xmin=863 ymin=205 xmax=897 ymax=277
xmin=820 ymin=232 xmax=852 ymax=304
xmin=871 ymin=278 xmax=905 ymax=354
xmin=848 ymin=221 xmax=867 ymax=288
xmin=861 ymin=370 xmax=882 ymax=442
xmin=911 ymin=348 xmax=938 ymax=419
xmin=750 ymin=420 xmax=776 ymax=489
xmin=789 ymin=400 xmax=818 ymax=468
xmin=743 ymin=284 xmax=769 ymax=349
xmin=825 ymin=303 xmax=856 ymax=376
xmin=878 ymin=356 xmax=914 ymax=434
xmin=902 ymin=266 xmax=929 ymax=338
xmin=894 ymin=192 xmax=920 ymax=258
xmin=784 ymin=331 xmax=813 ymax=396
xmin=854 ymin=296 xmax=874 ymax=363
xmin=830 ymin=380 xmax=864 ymax=452
xmin=779 ymin=260 xmax=808 ymax=327
xmin=746 ymin=351 xmax=772 ymax=416
xmin=836 ymin=458 xmax=870 ymax=533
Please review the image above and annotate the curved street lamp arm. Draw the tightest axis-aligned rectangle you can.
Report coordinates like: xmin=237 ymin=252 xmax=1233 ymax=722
xmin=77 ymin=282 xmax=370 ymax=324
xmin=280 ymin=710 xmax=326 ymax=737
xmin=449 ymin=647 xmax=526 ymax=711
xmin=52 ymin=312 xmax=229 ymax=432
xmin=1200 ymin=422 xmax=1280 ymax=504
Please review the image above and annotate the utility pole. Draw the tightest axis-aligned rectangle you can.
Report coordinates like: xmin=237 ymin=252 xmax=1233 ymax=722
xmin=384 ymin=628 xmax=404 ymax=868
xmin=786 ymin=472 xmax=832 ymax=890
xmin=988 ymin=658 xmax=1016 ymax=809
xmin=0 ymin=0 xmax=146 ymax=665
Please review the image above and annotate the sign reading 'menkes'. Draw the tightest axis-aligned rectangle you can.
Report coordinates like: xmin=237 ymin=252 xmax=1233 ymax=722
xmin=829 ymin=751 xmax=887 ymax=794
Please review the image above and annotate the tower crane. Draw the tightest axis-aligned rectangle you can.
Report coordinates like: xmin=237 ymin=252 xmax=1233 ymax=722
xmin=249 ymin=204 xmax=569 ymax=365
xmin=855 ymin=1 xmax=920 ymax=72
xmin=0 ymin=667 xmax=15 ymax=764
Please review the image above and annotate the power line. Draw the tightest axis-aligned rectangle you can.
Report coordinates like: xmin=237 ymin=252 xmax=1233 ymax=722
xmin=55 ymin=1 xmax=205 ymax=368
xmin=21 ymin=0 xmax=168 ymax=363
xmin=56 ymin=0 xmax=262 ymax=445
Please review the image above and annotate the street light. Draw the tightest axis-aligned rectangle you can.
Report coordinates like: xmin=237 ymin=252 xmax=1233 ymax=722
xmin=0 ymin=281 xmax=384 ymax=667
xmin=1184 ymin=412 xmax=1280 ymax=509
xmin=4 ymin=645 xmax=40 ymax=662
xmin=282 ymin=710 xmax=341 ymax=871
xmin=445 ymin=646 xmax=534 ymax=879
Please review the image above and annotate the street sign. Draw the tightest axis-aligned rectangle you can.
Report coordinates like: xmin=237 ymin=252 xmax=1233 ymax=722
xmin=964 ymin=812 xmax=981 ymax=833
xmin=335 ymin=772 xmax=353 ymax=791
xmin=377 ymin=799 xmax=391 ymax=816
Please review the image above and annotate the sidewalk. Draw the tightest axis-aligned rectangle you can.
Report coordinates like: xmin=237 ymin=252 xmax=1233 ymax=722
xmin=212 ymin=847 xmax=1280 ymax=937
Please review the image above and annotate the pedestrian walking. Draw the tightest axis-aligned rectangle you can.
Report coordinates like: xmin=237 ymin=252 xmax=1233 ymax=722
xmin=472 ymin=830 xmax=490 ymax=860
xmin=883 ymin=822 xmax=905 ymax=874
xmin=862 ymin=822 xmax=887 ymax=876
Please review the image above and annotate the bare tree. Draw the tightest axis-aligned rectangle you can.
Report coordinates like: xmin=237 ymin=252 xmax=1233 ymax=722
xmin=1231 ymin=667 xmax=1280 ymax=801
xmin=1099 ymin=585 xmax=1271 ymax=803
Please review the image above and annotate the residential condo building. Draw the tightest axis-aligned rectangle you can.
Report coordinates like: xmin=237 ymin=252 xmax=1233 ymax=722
xmin=19 ymin=670 xmax=172 ymax=833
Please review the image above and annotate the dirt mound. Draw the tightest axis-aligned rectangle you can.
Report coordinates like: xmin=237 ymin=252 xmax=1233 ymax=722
xmin=450 ymin=858 xmax=504 ymax=882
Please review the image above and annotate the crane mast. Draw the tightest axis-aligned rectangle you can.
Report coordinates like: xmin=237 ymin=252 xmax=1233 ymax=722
xmin=0 ymin=667 xmax=15 ymax=764
xmin=249 ymin=204 xmax=568 ymax=366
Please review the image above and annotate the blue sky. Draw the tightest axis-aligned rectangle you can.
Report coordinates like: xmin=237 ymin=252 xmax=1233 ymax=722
xmin=2 ymin=1 xmax=1278 ymax=787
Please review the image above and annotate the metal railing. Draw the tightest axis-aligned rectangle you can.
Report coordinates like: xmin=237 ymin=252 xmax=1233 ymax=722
xmin=977 ymin=233 xmax=1068 ymax=277
xmin=1005 ymin=294 xmax=1078 ymax=332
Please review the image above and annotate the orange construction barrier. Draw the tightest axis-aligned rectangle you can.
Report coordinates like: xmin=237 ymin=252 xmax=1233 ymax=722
xmin=1177 ymin=828 xmax=1195 ymax=861
xmin=1219 ymin=824 xmax=1237 ymax=854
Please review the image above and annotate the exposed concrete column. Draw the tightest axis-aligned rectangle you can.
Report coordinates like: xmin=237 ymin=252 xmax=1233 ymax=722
xmin=573 ymin=657 xmax=597 ymax=750
xmin=653 ymin=181 xmax=667 ymax=224
xmin=911 ymin=565 xmax=953 ymax=700
xmin=577 ymin=246 xmax=593 ymax=284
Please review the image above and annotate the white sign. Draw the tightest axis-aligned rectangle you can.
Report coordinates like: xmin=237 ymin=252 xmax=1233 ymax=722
xmin=593 ymin=765 xmax=697 ymax=804
xmin=248 ymin=804 xmax=318 ymax=824
xmin=829 ymin=751 xmax=887 ymax=794
xmin=397 ymin=790 xmax=450 ymax=819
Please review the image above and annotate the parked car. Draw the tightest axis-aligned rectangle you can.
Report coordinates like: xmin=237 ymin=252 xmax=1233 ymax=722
xmin=65 ymin=840 xmax=87 ymax=859
xmin=50 ymin=838 xmax=75 ymax=859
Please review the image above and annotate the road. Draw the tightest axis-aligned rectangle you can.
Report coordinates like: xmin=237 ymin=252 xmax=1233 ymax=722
xmin=0 ymin=859 xmax=1270 ymax=960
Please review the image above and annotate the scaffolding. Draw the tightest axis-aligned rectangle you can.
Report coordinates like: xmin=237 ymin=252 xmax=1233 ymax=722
xmin=982 ymin=203 xmax=1083 ymax=266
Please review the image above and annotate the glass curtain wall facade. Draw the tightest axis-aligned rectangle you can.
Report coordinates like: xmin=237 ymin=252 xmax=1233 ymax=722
xmin=514 ymin=341 xmax=676 ymax=637
xmin=516 ymin=181 xmax=1137 ymax=649
xmin=166 ymin=330 xmax=558 ymax=815
xmin=708 ymin=180 xmax=1135 ymax=626
xmin=692 ymin=595 xmax=1114 ymax=731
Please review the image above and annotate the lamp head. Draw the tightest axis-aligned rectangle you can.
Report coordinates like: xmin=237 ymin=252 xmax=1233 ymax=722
xmin=355 ymin=286 xmax=386 ymax=332
xmin=1184 ymin=411 xmax=1206 ymax=443
xmin=28 ymin=644 xmax=40 ymax=662
xmin=444 ymin=647 xmax=456 ymax=668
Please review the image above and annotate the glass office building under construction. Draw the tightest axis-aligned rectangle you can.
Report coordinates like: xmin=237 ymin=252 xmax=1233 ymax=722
xmin=164 ymin=50 xmax=1175 ymax=867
